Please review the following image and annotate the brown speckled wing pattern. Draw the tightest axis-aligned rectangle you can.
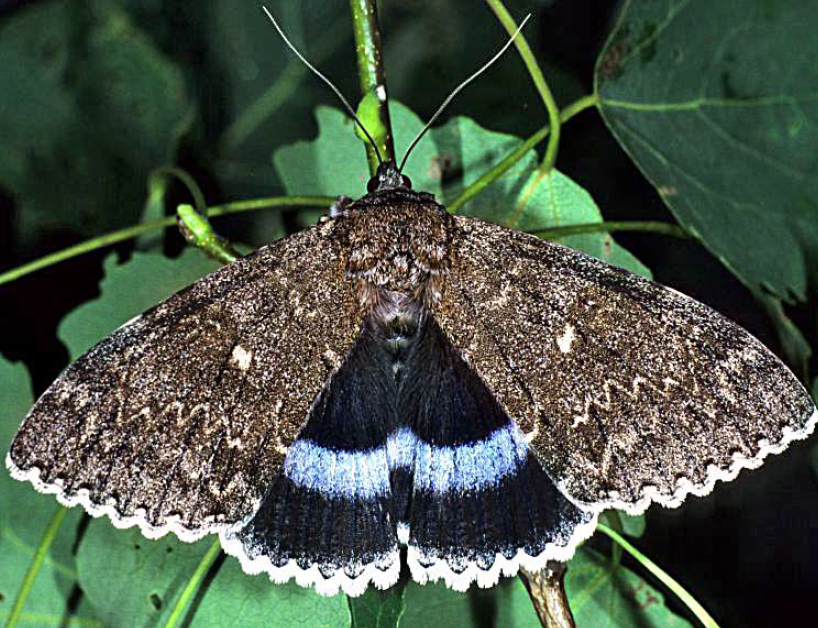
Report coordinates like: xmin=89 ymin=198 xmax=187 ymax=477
xmin=435 ymin=216 xmax=817 ymax=514
xmin=7 ymin=220 xmax=363 ymax=539
xmin=6 ymin=179 xmax=817 ymax=598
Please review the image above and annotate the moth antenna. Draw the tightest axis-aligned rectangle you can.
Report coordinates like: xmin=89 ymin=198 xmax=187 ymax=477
xmin=398 ymin=13 xmax=531 ymax=173
xmin=262 ymin=5 xmax=384 ymax=165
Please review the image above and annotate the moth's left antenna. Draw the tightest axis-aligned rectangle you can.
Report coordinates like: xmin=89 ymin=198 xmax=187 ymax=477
xmin=398 ymin=13 xmax=531 ymax=173
xmin=262 ymin=6 xmax=384 ymax=165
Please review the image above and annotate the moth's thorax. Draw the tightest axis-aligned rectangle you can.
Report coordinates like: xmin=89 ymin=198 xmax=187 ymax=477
xmin=332 ymin=189 xmax=455 ymax=312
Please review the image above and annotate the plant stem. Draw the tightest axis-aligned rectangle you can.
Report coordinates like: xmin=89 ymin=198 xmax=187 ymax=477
xmin=598 ymin=524 xmax=721 ymax=628
xmin=485 ymin=0 xmax=561 ymax=171
xmin=4 ymin=506 xmax=68 ymax=628
xmin=520 ymin=562 xmax=575 ymax=628
xmin=219 ymin=18 xmax=349 ymax=153
xmin=531 ymin=220 xmax=690 ymax=241
xmin=448 ymin=92 xmax=599 ymax=213
xmin=176 ymin=204 xmax=241 ymax=264
xmin=161 ymin=539 xmax=222 ymax=628
xmin=349 ymin=0 xmax=395 ymax=172
xmin=0 ymin=195 xmax=335 ymax=286
xmin=154 ymin=166 xmax=207 ymax=215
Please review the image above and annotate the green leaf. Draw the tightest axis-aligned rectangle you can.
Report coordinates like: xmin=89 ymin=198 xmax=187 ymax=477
xmin=619 ymin=514 xmax=647 ymax=539
xmin=0 ymin=359 xmax=101 ymax=627
xmin=76 ymin=525 xmax=350 ymax=628
xmin=596 ymin=0 xmax=818 ymax=301
xmin=274 ymin=103 xmax=648 ymax=276
xmin=400 ymin=578 xmax=538 ymax=627
xmin=58 ymin=249 xmax=220 ymax=360
xmin=0 ymin=0 xmax=191 ymax=247
xmin=400 ymin=549 xmax=692 ymax=628
xmin=348 ymin=584 xmax=406 ymax=628
xmin=603 ymin=511 xmax=647 ymax=539
xmin=469 ymin=165 xmax=650 ymax=277
xmin=757 ymin=294 xmax=811 ymax=381
xmin=568 ymin=549 xmax=693 ymax=628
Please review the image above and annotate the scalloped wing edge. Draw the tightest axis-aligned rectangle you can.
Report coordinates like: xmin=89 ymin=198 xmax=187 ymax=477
xmin=557 ymin=406 xmax=818 ymax=516
xmin=11 ymin=408 xmax=814 ymax=595
xmin=405 ymin=511 xmax=599 ymax=592
xmin=6 ymin=450 xmax=601 ymax=597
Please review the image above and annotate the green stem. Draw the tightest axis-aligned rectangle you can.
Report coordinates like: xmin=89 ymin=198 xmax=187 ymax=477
xmin=4 ymin=506 xmax=69 ymax=628
xmin=448 ymin=92 xmax=599 ymax=213
xmin=349 ymin=0 xmax=395 ymax=172
xmin=219 ymin=19 xmax=348 ymax=153
xmin=161 ymin=539 xmax=222 ymax=628
xmin=485 ymin=0 xmax=562 ymax=171
xmin=531 ymin=220 xmax=690 ymax=241
xmin=598 ymin=524 xmax=720 ymax=628
xmin=177 ymin=204 xmax=241 ymax=264
xmin=154 ymin=166 xmax=207 ymax=215
xmin=0 ymin=195 xmax=335 ymax=286
xmin=602 ymin=511 xmax=625 ymax=566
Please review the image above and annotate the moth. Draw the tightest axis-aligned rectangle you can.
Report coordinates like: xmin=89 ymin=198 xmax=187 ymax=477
xmin=6 ymin=10 xmax=817 ymax=600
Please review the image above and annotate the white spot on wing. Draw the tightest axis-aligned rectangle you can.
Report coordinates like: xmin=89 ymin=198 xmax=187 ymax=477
xmin=231 ymin=345 xmax=253 ymax=371
xmin=556 ymin=323 xmax=576 ymax=354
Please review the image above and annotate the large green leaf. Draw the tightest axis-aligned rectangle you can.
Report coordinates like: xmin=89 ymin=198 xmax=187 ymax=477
xmin=59 ymin=249 xmax=220 ymax=359
xmin=596 ymin=0 xmax=818 ymax=301
xmin=76 ymin=525 xmax=350 ymax=628
xmin=274 ymin=103 xmax=648 ymax=276
xmin=0 ymin=359 xmax=101 ymax=627
xmin=567 ymin=549 xmax=692 ymax=627
xmin=0 ymin=0 xmax=191 ymax=247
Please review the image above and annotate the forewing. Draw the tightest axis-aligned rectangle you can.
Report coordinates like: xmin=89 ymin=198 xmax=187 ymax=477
xmin=435 ymin=216 xmax=817 ymax=514
xmin=7 ymin=220 xmax=363 ymax=539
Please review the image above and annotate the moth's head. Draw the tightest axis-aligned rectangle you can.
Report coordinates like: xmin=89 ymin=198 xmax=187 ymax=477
xmin=367 ymin=161 xmax=413 ymax=194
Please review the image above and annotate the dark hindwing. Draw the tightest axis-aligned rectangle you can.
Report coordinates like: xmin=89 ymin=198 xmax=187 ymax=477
xmin=435 ymin=216 xmax=817 ymax=513
xmin=7 ymin=221 xmax=363 ymax=539
xmin=399 ymin=319 xmax=595 ymax=590
xmin=224 ymin=319 xmax=401 ymax=596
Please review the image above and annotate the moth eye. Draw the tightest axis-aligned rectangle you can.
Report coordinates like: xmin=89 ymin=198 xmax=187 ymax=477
xmin=401 ymin=175 xmax=412 ymax=189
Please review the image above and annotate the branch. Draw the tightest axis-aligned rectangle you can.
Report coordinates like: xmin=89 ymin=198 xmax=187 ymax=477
xmin=448 ymin=93 xmax=599 ymax=213
xmin=349 ymin=0 xmax=395 ymax=172
xmin=176 ymin=204 xmax=241 ymax=264
xmin=531 ymin=220 xmax=691 ymax=241
xmin=3 ymin=506 xmax=68 ymax=628
xmin=0 ymin=196 xmax=335 ymax=286
xmin=161 ymin=539 xmax=222 ymax=628
xmin=485 ymin=0 xmax=562 ymax=171
xmin=520 ymin=562 xmax=576 ymax=628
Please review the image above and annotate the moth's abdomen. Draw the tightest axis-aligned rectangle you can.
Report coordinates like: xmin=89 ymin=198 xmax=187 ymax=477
xmin=371 ymin=289 xmax=425 ymax=382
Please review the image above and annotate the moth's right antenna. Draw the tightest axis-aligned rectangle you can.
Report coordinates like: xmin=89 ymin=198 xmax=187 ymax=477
xmin=398 ymin=13 xmax=531 ymax=173
xmin=262 ymin=5 xmax=384 ymax=165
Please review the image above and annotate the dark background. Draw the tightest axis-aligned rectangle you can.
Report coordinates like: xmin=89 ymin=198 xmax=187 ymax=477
xmin=1 ymin=1 xmax=815 ymax=626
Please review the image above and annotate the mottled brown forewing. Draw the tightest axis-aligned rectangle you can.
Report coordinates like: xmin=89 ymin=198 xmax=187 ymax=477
xmin=8 ymin=220 xmax=363 ymax=535
xmin=434 ymin=216 xmax=815 ymax=511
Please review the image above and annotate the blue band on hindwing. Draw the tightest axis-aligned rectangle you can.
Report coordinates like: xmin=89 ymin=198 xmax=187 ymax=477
xmin=412 ymin=425 xmax=529 ymax=493
xmin=282 ymin=439 xmax=391 ymax=500
xmin=282 ymin=425 xmax=529 ymax=499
